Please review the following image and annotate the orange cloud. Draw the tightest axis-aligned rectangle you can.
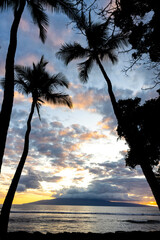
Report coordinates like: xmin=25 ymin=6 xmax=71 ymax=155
xmin=97 ymin=118 xmax=110 ymax=130
xmin=59 ymin=129 xmax=72 ymax=136
xmin=80 ymin=131 xmax=106 ymax=141
xmin=59 ymin=126 xmax=106 ymax=142
xmin=73 ymin=92 xmax=95 ymax=109
xmin=70 ymin=83 xmax=108 ymax=112
xmin=14 ymin=91 xmax=31 ymax=104
xmin=68 ymin=143 xmax=81 ymax=151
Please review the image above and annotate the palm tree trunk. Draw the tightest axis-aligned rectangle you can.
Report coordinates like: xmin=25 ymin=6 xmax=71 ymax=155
xmin=0 ymin=0 xmax=26 ymax=172
xmin=96 ymin=56 xmax=160 ymax=209
xmin=96 ymin=56 xmax=121 ymax=122
xmin=0 ymin=100 xmax=35 ymax=238
xmin=140 ymin=163 xmax=160 ymax=209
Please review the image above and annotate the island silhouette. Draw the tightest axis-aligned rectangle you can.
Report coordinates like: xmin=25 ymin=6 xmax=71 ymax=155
xmin=22 ymin=198 xmax=146 ymax=207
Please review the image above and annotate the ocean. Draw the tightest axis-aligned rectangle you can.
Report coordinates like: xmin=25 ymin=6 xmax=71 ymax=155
xmin=6 ymin=205 xmax=160 ymax=233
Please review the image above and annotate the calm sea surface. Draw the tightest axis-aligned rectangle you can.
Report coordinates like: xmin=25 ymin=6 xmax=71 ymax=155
xmin=5 ymin=205 xmax=160 ymax=233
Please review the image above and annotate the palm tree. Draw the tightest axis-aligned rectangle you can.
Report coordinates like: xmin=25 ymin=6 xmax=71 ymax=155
xmin=0 ymin=56 xmax=72 ymax=237
xmin=0 ymin=0 xmax=80 ymax=172
xmin=57 ymin=17 xmax=127 ymax=122
xmin=56 ymin=16 xmax=160 ymax=208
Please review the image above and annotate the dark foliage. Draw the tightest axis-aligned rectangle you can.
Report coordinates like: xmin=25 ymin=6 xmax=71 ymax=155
xmin=117 ymin=90 xmax=160 ymax=168
xmin=112 ymin=0 xmax=160 ymax=63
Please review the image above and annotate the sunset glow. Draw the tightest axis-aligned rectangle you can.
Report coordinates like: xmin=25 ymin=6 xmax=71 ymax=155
xmin=0 ymin=1 xmax=159 ymax=208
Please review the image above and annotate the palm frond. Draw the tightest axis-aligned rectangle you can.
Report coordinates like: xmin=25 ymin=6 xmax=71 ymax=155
xmin=15 ymin=56 xmax=72 ymax=110
xmin=99 ymin=48 xmax=118 ymax=64
xmin=0 ymin=0 xmax=8 ymax=9
xmin=42 ymin=92 xmax=73 ymax=109
xmin=35 ymin=100 xmax=43 ymax=121
xmin=50 ymin=73 xmax=69 ymax=89
xmin=0 ymin=76 xmax=30 ymax=94
xmin=56 ymin=42 xmax=89 ymax=65
xmin=86 ymin=22 xmax=109 ymax=49
xmin=0 ymin=0 xmax=18 ymax=10
xmin=44 ymin=0 xmax=82 ymax=25
xmin=37 ymin=72 xmax=69 ymax=98
xmin=107 ymin=50 xmax=118 ymax=64
xmin=14 ymin=78 xmax=30 ymax=95
xmin=39 ymin=55 xmax=48 ymax=69
xmin=27 ymin=1 xmax=49 ymax=43
xmin=106 ymin=33 xmax=128 ymax=51
xmin=78 ymin=57 xmax=94 ymax=83
xmin=14 ymin=65 xmax=31 ymax=81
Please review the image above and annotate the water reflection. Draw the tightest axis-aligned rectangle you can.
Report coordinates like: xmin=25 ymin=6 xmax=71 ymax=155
xmin=8 ymin=205 xmax=160 ymax=233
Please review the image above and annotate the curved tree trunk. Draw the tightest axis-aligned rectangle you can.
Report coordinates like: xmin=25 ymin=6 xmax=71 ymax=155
xmin=96 ymin=56 xmax=160 ymax=209
xmin=96 ymin=56 xmax=121 ymax=122
xmin=0 ymin=100 xmax=35 ymax=238
xmin=140 ymin=163 xmax=160 ymax=209
xmin=0 ymin=0 xmax=26 ymax=172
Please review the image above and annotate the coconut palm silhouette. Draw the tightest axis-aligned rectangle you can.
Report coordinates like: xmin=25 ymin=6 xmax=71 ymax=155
xmin=0 ymin=0 xmax=79 ymax=172
xmin=0 ymin=56 xmax=72 ymax=236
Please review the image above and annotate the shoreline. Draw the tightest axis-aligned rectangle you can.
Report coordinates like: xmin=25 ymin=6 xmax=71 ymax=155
xmin=5 ymin=231 xmax=160 ymax=240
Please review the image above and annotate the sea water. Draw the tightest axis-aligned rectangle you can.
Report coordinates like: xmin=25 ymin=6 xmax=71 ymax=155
xmin=6 ymin=205 xmax=160 ymax=233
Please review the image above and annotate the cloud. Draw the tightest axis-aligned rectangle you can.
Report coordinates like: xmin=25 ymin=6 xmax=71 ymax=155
xmin=53 ymin=172 xmax=153 ymax=203
xmin=99 ymin=158 xmax=142 ymax=178
xmin=17 ymin=169 xmax=41 ymax=192
xmin=4 ymin=114 xmax=99 ymax=170
xmin=42 ymin=175 xmax=62 ymax=183
xmin=52 ymin=180 xmax=128 ymax=202
xmin=16 ymin=54 xmax=39 ymax=67
xmin=71 ymin=84 xmax=109 ymax=112
xmin=19 ymin=18 xmax=30 ymax=32
xmin=70 ymin=84 xmax=120 ymax=134
xmin=72 ymin=91 xmax=96 ymax=111
xmin=79 ymin=131 xmax=106 ymax=141
xmin=13 ymin=91 xmax=30 ymax=104
xmin=51 ymin=155 xmax=154 ymax=203
xmin=1 ymin=7 xmax=157 ymax=206
xmin=46 ymin=27 xmax=65 ymax=47
xmin=45 ymin=12 xmax=74 ymax=49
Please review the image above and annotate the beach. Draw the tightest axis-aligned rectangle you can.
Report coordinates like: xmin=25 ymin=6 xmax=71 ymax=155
xmin=5 ymin=231 xmax=160 ymax=240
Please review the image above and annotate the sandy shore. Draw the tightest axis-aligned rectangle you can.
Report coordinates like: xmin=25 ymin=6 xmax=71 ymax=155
xmin=4 ymin=231 xmax=160 ymax=240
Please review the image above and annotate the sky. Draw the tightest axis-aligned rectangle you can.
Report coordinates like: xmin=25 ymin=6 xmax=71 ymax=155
xmin=0 ymin=1 xmax=159 ymax=206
